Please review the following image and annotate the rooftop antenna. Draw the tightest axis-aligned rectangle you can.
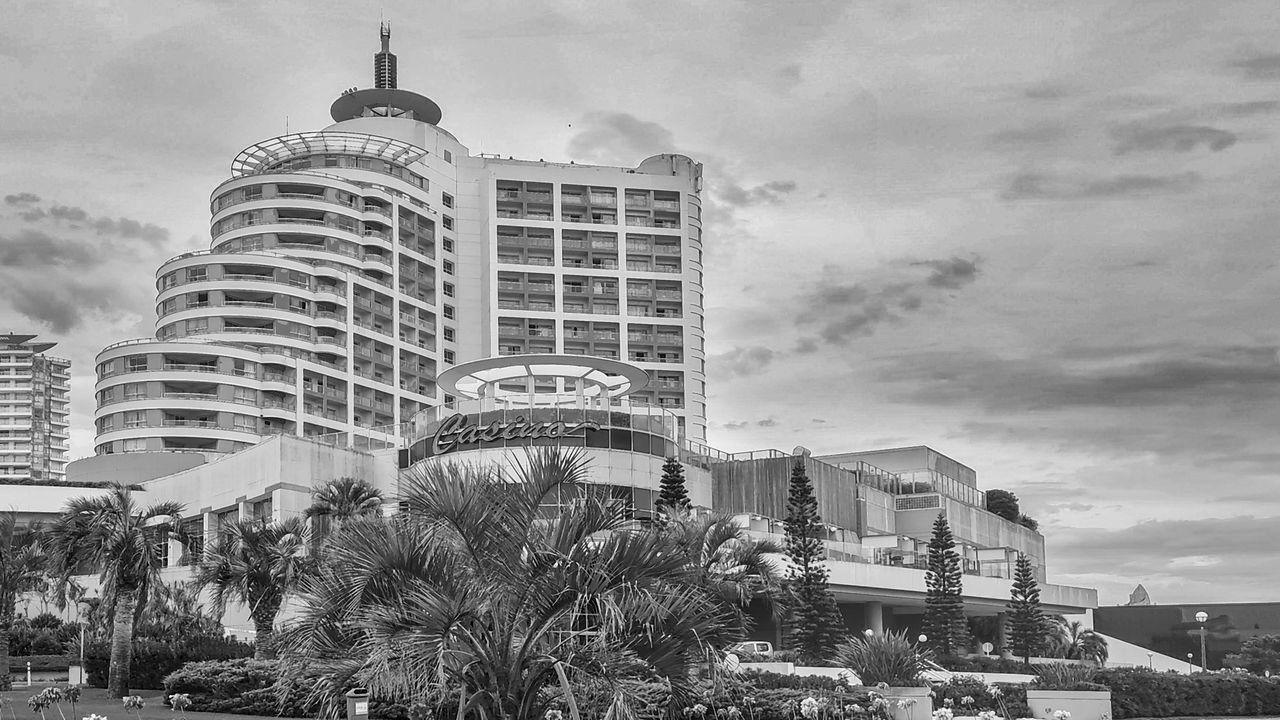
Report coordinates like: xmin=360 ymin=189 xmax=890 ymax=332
xmin=375 ymin=18 xmax=396 ymax=89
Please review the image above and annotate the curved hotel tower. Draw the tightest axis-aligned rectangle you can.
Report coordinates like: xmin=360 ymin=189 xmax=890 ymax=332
xmin=92 ymin=25 xmax=707 ymax=457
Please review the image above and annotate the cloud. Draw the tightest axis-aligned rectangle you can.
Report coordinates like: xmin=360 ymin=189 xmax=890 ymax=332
xmin=713 ymin=346 xmax=777 ymax=378
xmin=796 ymin=257 xmax=981 ymax=345
xmin=1111 ymin=123 xmax=1237 ymax=155
xmin=1051 ymin=516 xmax=1280 ymax=601
xmin=879 ymin=344 xmax=1280 ymax=412
xmin=718 ymin=179 xmax=798 ymax=207
xmin=913 ymin=257 xmax=980 ymax=290
xmin=1213 ymin=100 xmax=1280 ymax=117
xmin=1023 ymin=81 xmax=1073 ymax=100
xmin=721 ymin=421 xmax=749 ymax=431
xmin=990 ymin=124 xmax=1068 ymax=146
xmin=1230 ymin=53 xmax=1280 ymax=80
xmin=756 ymin=418 xmax=779 ymax=428
xmin=566 ymin=112 xmax=676 ymax=167
xmin=1003 ymin=172 xmax=1201 ymax=200
xmin=3 ymin=192 xmax=39 ymax=205
xmin=0 ymin=196 xmax=174 ymax=331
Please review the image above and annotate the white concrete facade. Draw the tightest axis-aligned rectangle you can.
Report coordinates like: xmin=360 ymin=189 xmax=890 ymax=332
xmin=0 ymin=334 xmax=71 ymax=482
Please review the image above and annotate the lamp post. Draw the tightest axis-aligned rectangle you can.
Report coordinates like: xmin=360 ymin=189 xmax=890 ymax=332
xmin=1186 ymin=652 xmax=1194 ymax=674
xmin=1146 ymin=652 xmax=1153 ymax=670
xmin=1195 ymin=611 xmax=1209 ymax=672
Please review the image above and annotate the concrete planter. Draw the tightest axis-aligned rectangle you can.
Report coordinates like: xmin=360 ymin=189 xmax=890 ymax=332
xmin=1025 ymin=690 xmax=1112 ymax=720
xmin=882 ymin=686 xmax=933 ymax=720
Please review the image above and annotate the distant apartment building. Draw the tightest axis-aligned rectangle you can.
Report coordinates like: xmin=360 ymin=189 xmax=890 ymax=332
xmin=0 ymin=333 xmax=70 ymax=482
xmin=92 ymin=25 xmax=706 ymax=457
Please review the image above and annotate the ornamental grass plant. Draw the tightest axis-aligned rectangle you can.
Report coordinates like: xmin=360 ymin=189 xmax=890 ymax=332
xmin=833 ymin=630 xmax=929 ymax=687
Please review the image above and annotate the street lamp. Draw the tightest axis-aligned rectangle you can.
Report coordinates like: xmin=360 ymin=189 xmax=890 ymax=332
xmin=1195 ymin=611 xmax=1209 ymax=672
xmin=1146 ymin=652 xmax=1153 ymax=670
xmin=1186 ymin=652 xmax=1194 ymax=674
xmin=918 ymin=634 xmax=928 ymax=644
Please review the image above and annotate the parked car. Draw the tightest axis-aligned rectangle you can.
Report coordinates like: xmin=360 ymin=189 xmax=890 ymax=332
xmin=729 ymin=640 xmax=775 ymax=656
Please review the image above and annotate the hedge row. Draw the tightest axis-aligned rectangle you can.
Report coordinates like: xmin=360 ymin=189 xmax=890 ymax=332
xmin=163 ymin=660 xmax=892 ymax=720
xmin=84 ymin=636 xmax=254 ymax=690
xmin=1096 ymin=668 xmax=1280 ymax=719
xmin=6 ymin=654 xmax=76 ymax=673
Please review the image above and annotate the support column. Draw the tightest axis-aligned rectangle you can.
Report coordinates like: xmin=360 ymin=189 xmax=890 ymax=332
xmin=865 ymin=601 xmax=884 ymax=634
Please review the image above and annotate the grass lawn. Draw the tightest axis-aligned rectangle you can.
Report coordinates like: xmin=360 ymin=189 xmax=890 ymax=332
xmin=0 ymin=688 xmax=281 ymax=720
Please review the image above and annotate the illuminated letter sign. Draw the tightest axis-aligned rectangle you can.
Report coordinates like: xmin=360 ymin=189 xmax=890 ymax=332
xmin=430 ymin=413 xmax=602 ymax=456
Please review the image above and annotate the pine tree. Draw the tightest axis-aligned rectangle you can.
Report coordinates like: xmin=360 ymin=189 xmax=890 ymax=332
xmin=922 ymin=512 xmax=970 ymax=657
xmin=655 ymin=456 xmax=691 ymax=516
xmin=1006 ymin=552 xmax=1046 ymax=664
xmin=784 ymin=458 xmax=844 ymax=663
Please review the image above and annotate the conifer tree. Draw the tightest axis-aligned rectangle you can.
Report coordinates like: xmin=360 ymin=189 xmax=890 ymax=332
xmin=922 ymin=512 xmax=970 ymax=656
xmin=1006 ymin=552 xmax=1046 ymax=664
xmin=784 ymin=458 xmax=844 ymax=663
xmin=655 ymin=456 xmax=691 ymax=515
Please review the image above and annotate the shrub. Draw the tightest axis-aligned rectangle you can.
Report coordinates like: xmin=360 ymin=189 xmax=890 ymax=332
xmin=1093 ymin=667 xmax=1280 ymax=719
xmin=549 ymin=677 xmax=891 ymax=720
xmin=833 ymin=630 xmax=928 ymax=686
xmin=935 ymin=654 xmax=1034 ymax=674
xmin=1035 ymin=662 xmax=1106 ymax=690
xmin=85 ymin=635 xmax=254 ymax=690
xmin=929 ymin=676 xmax=1030 ymax=719
xmin=6 ymin=654 xmax=76 ymax=673
xmin=739 ymin=670 xmax=849 ymax=691
xmin=163 ymin=658 xmax=407 ymax=719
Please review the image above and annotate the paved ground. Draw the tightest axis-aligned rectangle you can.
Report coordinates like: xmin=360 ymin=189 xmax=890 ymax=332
xmin=0 ymin=687 xmax=279 ymax=720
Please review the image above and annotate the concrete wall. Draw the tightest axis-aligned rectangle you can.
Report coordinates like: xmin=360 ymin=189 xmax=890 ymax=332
xmin=67 ymin=452 xmax=207 ymax=485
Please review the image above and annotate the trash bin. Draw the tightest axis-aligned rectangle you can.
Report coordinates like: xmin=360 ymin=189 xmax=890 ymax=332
xmin=345 ymin=688 xmax=370 ymax=720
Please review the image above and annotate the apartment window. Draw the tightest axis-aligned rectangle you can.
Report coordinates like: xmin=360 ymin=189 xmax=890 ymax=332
xmin=442 ymin=193 xmax=453 ymax=209
xmin=443 ymin=260 xmax=454 ymax=275
xmin=186 ymin=267 xmax=207 ymax=282
xmin=161 ymin=273 xmax=178 ymax=289
xmin=186 ymin=318 xmax=208 ymax=333
xmin=443 ymin=328 xmax=455 ymax=343
xmin=443 ymin=238 xmax=454 ymax=253
xmin=443 ymin=150 xmax=453 ymax=164
xmin=127 ymin=355 xmax=148 ymax=372
xmin=124 ymin=411 xmax=146 ymax=429
xmin=162 ymin=299 xmax=177 ymax=315
xmin=443 ymin=215 xmax=454 ymax=230
xmin=234 ymin=415 xmax=257 ymax=432
xmin=444 ymin=350 xmax=455 ymax=363
xmin=443 ymin=305 xmax=455 ymax=320
xmin=122 ymin=438 xmax=145 ymax=452
xmin=124 ymin=383 xmax=146 ymax=401
xmin=443 ymin=283 xmax=454 ymax=298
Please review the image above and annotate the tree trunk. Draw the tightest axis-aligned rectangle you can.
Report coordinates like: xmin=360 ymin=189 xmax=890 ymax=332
xmin=0 ymin=617 xmax=12 ymax=692
xmin=107 ymin=587 xmax=140 ymax=698
xmin=253 ymin=613 xmax=276 ymax=660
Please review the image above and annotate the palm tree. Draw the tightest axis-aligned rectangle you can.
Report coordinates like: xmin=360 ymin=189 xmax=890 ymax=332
xmin=134 ymin=580 xmax=222 ymax=639
xmin=46 ymin=483 xmax=184 ymax=697
xmin=0 ymin=512 xmax=45 ymax=691
xmin=662 ymin=510 xmax=784 ymax=627
xmin=1048 ymin=617 xmax=1110 ymax=665
xmin=192 ymin=517 xmax=311 ymax=659
xmin=279 ymin=448 xmax=741 ymax=720
xmin=304 ymin=477 xmax=384 ymax=542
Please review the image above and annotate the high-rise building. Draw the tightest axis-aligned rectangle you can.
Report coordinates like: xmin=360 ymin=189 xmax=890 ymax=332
xmin=92 ymin=25 xmax=706 ymax=457
xmin=0 ymin=334 xmax=70 ymax=482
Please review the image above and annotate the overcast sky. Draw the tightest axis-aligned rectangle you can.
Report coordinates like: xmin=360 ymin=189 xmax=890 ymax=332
xmin=4 ymin=1 xmax=1280 ymax=606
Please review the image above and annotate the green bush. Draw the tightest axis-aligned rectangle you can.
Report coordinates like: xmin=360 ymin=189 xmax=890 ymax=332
xmin=551 ymin=677 xmax=892 ymax=720
xmin=1035 ymin=662 xmax=1108 ymax=691
xmin=833 ymin=630 xmax=927 ymax=686
xmin=929 ymin=676 xmax=1029 ymax=719
xmin=6 ymin=654 xmax=76 ymax=673
xmin=739 ymin=669 xmax=849 ymax=691
xmin=1094 ymin=668 xmax=1280 ymax=719
xmin=163 ymin=658 xmax=407 ymax=719
xmin=84 ymin=635 xmax=254 ymax=690
xmin=935 ymin=654 xmax=1035 ymax=674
